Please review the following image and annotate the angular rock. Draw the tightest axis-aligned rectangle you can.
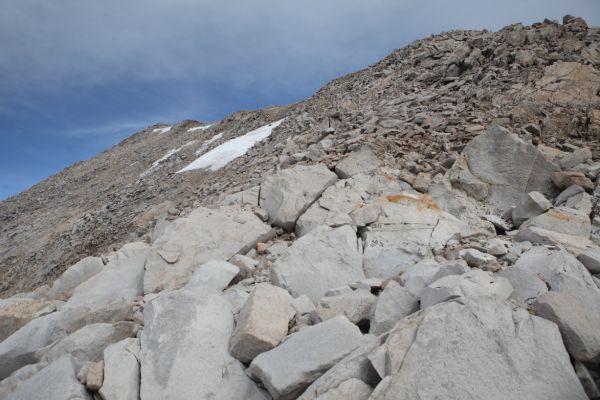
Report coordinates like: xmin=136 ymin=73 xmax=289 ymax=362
xmin=39 ymin=322 xmax=139 ymax=367
xmin=315 ymin=289 xmax=376 ymax=326
xmin=559 ymin=147 xmax=592 ymax=170
xmin=63 ymin=244 xmax=146 ymax=310
xmin=552 ymin=171 xmax=594 ymax=191
xmin=46 ymin=256 xmax=105 ymax=300
xmin=85 ymin=360 xmax=103 ymax=391
xmin=577 ymin=248 xmax=600 ymax=273
xmin=248 ymin=316 xmax=364 ymax=400
xmin=230 ymin=284 xmax=290 ymax=363
xmin=99 ymin=338 xmax=140 ymax=400
xmin=520 ymin=206 xmax=591 ymax=237
xmin=485 ymin=238 xmax=508 ymax=256
xmin=334 ymin=146 xmax=382 ymax=179
xmin=574 ymin=361 xmax=600 ymax=399
xmin=140 ymin=288 xmax=267 ymax=400
xmin=314 ymin=378 xmax=373 ymax=400
xmin=565 ymin=192 xmax=593 ymax=215
xmin=221 ymin=185 xmax=260 ymax=207
xmin=511 ymin=191 xmax=552 ymax=226
xmin=555 ymin=184 xmax=585 ymax=206
xmin=497 ymin=267 xmax=548 ymax=306
xmin=4 ymin=356 xmax=91 ymax=400
xmin=0 ymin=298 xmax=62 ymax=341
xmin=185 ymin=259 xmax=239 ymax=291
xmin=532 ymin=282 xmax=600 ymax=363
xmin=271 ymin=225 xmax=365 ymax=303
xmin=369 ymin=281 xmax=418 ymax=336
xmin=399 ymin=259 xmax=442 ymax=298
xmin=148 ymin=207 xmax=270 ymax=293
xmin=368 ymin=297 xmax=587 ymax=399
xmin=0 ymin=363 xmax=46 ymax=399
xmin=448 ymin=125 xmax=559 ymax=213
xmin=260 ymin=164 xmax=338 ymax=231
xmin=420 ymin=270 xmax=513 ymax=309
xmin=514 ymin=226 xmax=594 ymax=254
xmin=459 ymin=248 xmax=498 ymax=270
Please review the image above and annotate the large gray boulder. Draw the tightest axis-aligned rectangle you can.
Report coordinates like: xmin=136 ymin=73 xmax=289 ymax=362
xmin=335 ymin=146 xmax=382 ymax=179
xmin=271 ymin=225 xmax=365 ymax=303
xmin=0 ymin=297 xmax=62 ymax=341
xmin=230 ymin=283 xmax=290 ymax=363
xmin=63 ymin=244 xmax=147 ymax=310
xmin=148 ymin=206 xmax=271 ymax=293
xmin=520 ymin=207 xmax=591 ymax=238
xmin=46 ymin=256 xmax=105 ymax=300
xmin=260 ymin=164 xmax=338 ymax=231
xmin=140 ymin=287 xmax=267 ymax=400
xmin=5 ymin=356 xmax=90 ymax=400
xmin=367 ymin=297 xmax=587 ymax=399
xmin=369 ymin=281 xmax=418 ymax=335
xmin=248 ymin=316 xmax=365 ymax=400
xmin=362 ymin=195 xmax=475 ymax=279
xmin=511 ymin=191 xmax=552 ymax=227
xmin=497 ymin=267 xmax=548 ymax=306
xmin=420 ymin=270 xmax=513 ymax=309
xmin=99 ymin=338 xmax=140 ymax=400
xmin=448 ymin=125 xmax=559 ymax=214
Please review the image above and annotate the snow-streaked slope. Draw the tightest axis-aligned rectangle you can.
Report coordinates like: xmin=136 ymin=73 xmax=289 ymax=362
xmin=196 ymin=132 xmax=223 ymax=155
xmin=188 ymin=124 xmax=214 ymax=132
xmin=140 ymin=140 xmax=198 ymax=177
xmin=153 ymin=126 xmax=172 ymax=134
xmin=178 ymin=119 xmax=285 ymax=173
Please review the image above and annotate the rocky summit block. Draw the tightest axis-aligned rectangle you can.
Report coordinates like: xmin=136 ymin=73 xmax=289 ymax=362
xmin=248 ymin=316 xmax=365 ymax=400
xmin=260 ymin=164 xmax=338 ymax=231
xmin=448 ymin=125 xmax=559 ymax=214
xmin=365 ymin=297 xmax=587 ymax=399
xmin=271 ymin=225 xmax=365 ymax=303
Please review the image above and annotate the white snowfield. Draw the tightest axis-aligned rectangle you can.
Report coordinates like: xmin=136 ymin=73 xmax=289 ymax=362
xmin=178 ymin=119 xmax=285 ymax=173
xmin=188 ymin=124 xmax=214 ymax=132
xmin=195 ymin=132 xmax=223 ymax=155
xmin=140 ymin=140 xmax=198 ymax=177
xmin=153 ymin=126 xmax=172 ymax=134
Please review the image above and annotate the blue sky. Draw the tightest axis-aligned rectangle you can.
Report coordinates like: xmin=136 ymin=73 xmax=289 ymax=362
xmin=1 ymin=1 xmax=598 ymax=200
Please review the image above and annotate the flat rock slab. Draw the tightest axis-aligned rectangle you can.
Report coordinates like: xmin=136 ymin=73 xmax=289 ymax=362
xmin=520 ymin=207 xmax=591 ymax=238
xmin=149 ymin=206 xmax=270 ymax=293
xmin=271 ymin=225 xmax=365 ymax=303
xmin=448 ymin=125 xmax=559 ymax=213
xmin=140 ymin=288 xmax=267 ymax=400
xmin=260 ymin=164 xmax=338 ymax=231
xmin=335 ymin=146 xmax=382 ymax=179
xmin=100 ymin=338 xmax=140 ymax=400
xmin=368 ymin=297 xmax=587 ymax=399
xmin=5 ymin=356 xmax=91 ymax=400
xmin=248 ymin=316 xmax=364 ymax=400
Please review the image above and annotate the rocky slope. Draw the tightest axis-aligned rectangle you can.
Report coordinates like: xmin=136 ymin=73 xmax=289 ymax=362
xmin=1 ymin=14 xmax=600 ymax=400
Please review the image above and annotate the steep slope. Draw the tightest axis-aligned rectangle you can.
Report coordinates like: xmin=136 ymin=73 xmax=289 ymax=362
xmin=1 ymin=15 xmax=599 ymax=296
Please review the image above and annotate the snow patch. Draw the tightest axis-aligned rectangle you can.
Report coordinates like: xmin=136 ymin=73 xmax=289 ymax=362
xmin=178 ymin=119 xmax=285 ymax=173
xmin=140 ymin=140 xmax=198 ymax=177
xmin=153 ymin=126 xmax=172 ymax=134
xmin=196 ymin=132 xmax=224 ymax=155
xmin=188 ymin=124 xmax=214 ymax=132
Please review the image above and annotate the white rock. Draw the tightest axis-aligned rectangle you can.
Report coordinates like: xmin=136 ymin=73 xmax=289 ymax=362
xmin=0 ymin=298 xmax=62 ymax=341
xmin=47 ymin=256 xmax=105 ymax=300
xmin=335 ymin=146 xmax=382 ymax=179
xmin=565 ymin=192 xmax=593 ymax=215
xmin=368 ymin=297 xmax=587 ymax=399
xmin=511 ymin=191 xmax=552 ymax=227
xmin=400 ymin=259 xmax=442 ymax=298
xmin=369 ymin=281 xmax=418 ymax=336
xmin=248 ymin=316 xmax=365 ymax=400
xmin=99 ymin=338 xmax=140 ymax=400
xmin=271 ymin=225 xmax=365 ymax=303
xmin=185 ymin=259 xmax=239 ymax=291
xmin=5 ymin=356 xmax=90 ymax=400
xmin=260 ymin=164 xmax=338 ymax=231
xmin=420 ymin=270 xmax=513 ymax=309
xmin=314 ymin=378 xmax=373 ymax=400
xmin=555 ymin=184 xmax=585 ymax=206
xmin=230 ymin=284 xmax=290 ymax=363
xmin=577 ymin=248 xmax=600 ymax=273
xmin=520 ymin=207 xmax=591 ymax=238
xmin=459 ymin=248 xmax=498 ymax=268
xmin=497 ymin=267 xmax=548 ymax=306
xmin=485 ymin=238 xmax=508 ymax=256
xmin=0 ymin=363 xmax=46 ymax=399
xmin=315 ymin=289 xmax=376 ymax=325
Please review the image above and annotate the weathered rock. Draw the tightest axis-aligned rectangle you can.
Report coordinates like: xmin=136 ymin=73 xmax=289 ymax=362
xmin=271 ymin=225 xmax=365 ymax=303
xmin=565 ymin=192 xmax=593 ymax=215
xmin=315 ymin=289 xmax=376 ymax=326
xmin=63 ymin=244 xmax=146 ymax=310
xmin=559 ymin=147 xmax=592 ymax=170
xmin=552 ymin=171 xmax=594 ymax=190
xmin=221 ymin=185 xmax=260 ymax=206
xmin=369 ymin=281 xmax=418 ymax=335
xmin=511 ymin=191 xmax=552 ymax=226
xmin=0 ymin=298 xmax=62 ymax=341
xmin=555 ymin=184 xmax=585 ymax=206
xmin=497 ymin=267 xmax=548 ymax=307
xmin=448 ymin=125 xmax=559 ymax=213
xmin=85 ymin=360 xmax=103 ymax=391
xmin=420 ymin=270 xmax=513 ymax=309
xmin=514 ymin=226 xmax=594 ymax=254
xmin=140 ymin=288 xmax=267 ymax=400
xmin=574 ymin=361 xmax=600 ymax=399
xmin=230 ymin=284 xmax=290 ymax=363
xmin=99 ymin=338 xmax=140 ymax=400
xmin=314 ymin=378 xmax=373 ymax=400
xmin=0 ymin=312 xmax=67 ymax=379
xmin=5 ymin=356 xmax=91 ymax=400
xmin=185 ymin=259 xmax=239 ymax=291
xmin=148 ymin=207 xmax=270 ymax=293
xmin=367 ymin=297 xmax=587 ymax=399
xmin=39 ymin=322 xmax=139 ymax=367
xmin=399 ymin=259 xmax=442 ymax=298
xmin=260 ymin=164 xmax=338 ymax=231
xmin=459 ymin=248 xmax=499 ymax=270
xmin=46 ymin=256 xmax=105 ymax=300
xmin=334 ymin=146 xmax=382 ymax=179
xmin=577 ymin=248 xmax=600 ymax=273
xmin=485 ymin=238 xmax=508 ymax=256
xmin=520 ymin=206 xmax=591 ymax=237
xmin=230 ymin=254 xmax=260 ymax=279
xmin=248 ymin=316 xmax=365 ymax=400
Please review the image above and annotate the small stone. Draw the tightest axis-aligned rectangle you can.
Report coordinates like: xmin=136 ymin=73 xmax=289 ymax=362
xmin=85 ymin=360 xmax=104 ymax=391
xmin=157 ymin=250 xmax=179 ymax=264
xmin=412 ymin=172 xmax=431 ymax=193
xmin=552 ymin=171 xmax=594 ymax=191
xmin=256 ymin=242 xmax=269 ymax=254
xmin=253 ymin=207 xmax=269 ymax=222
xmin=485 ymin=238 xmax=508 ymax=256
